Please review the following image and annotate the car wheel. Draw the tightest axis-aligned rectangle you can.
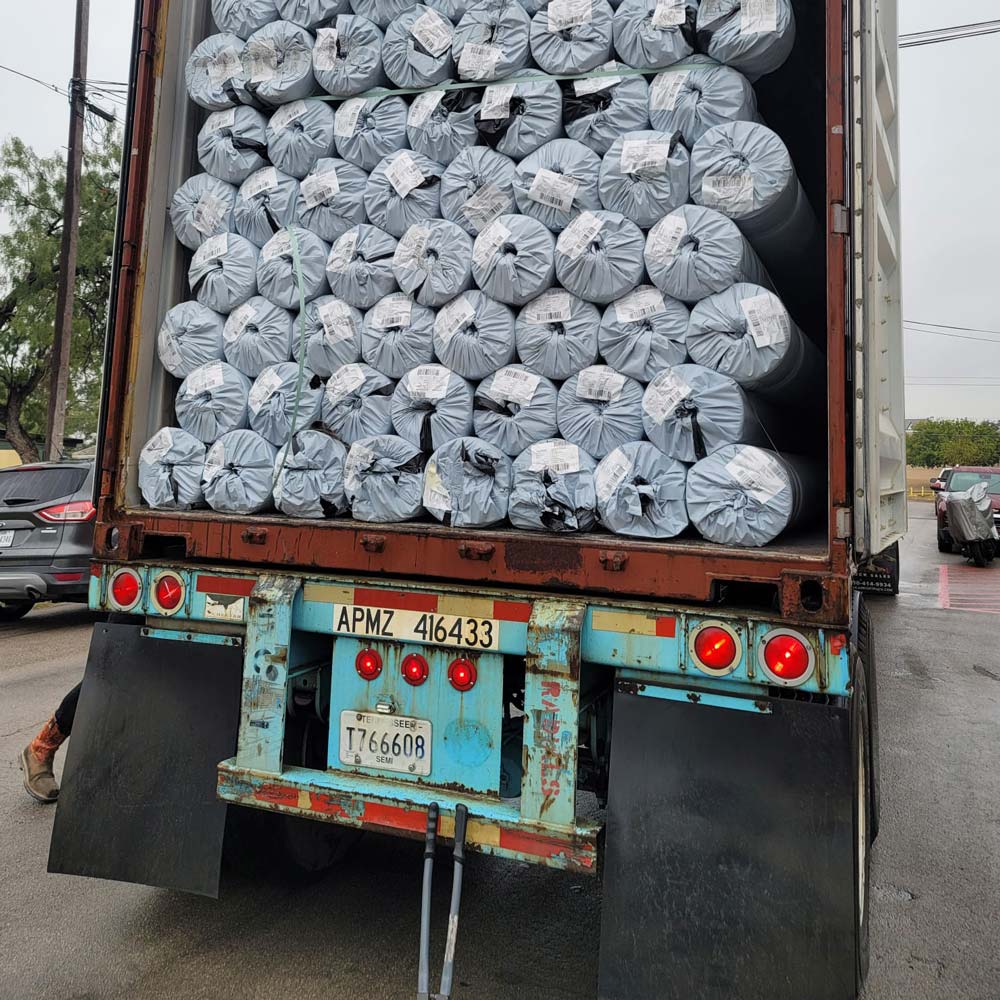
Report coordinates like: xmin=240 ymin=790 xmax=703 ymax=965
xmin=937 ymin=531 xmax=952 ymax=553
xmin=0 ymin=599 xmax=35 ymax=622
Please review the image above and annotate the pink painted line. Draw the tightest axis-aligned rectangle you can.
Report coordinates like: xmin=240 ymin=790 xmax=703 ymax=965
xmin=938 ymin=565 xmax=950 ymax=609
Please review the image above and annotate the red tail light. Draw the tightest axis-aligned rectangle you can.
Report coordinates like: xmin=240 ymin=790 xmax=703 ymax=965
xmin=356 ymin=649 xmax=383 ymax=681
xmin=761 ymin=632 xmax=813 ymax=685
xmin=448 ymin=658 xmax=477 ymax=692
xmin=153 ymin=574 xmax=185 ymax=613
xmin=109 ymin=569 xmax=142 ymax=610
xmin=692 ymin=625 xmax=739 ymax=674
xmin=38 ymin=501 xmax=96 ymax=523
xmin=401 ymin=653 xmax=429 ymax=686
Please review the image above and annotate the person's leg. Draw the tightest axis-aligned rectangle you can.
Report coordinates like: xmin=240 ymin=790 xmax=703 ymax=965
xmin=21 ymin=682 xmax=82 ymax=804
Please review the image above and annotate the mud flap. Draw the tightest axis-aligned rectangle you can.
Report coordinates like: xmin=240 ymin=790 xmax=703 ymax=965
xmin=48 ymin=621 xmax=243 ymax=897
xmin=598 ymin=686 xmax=856 ymax=1000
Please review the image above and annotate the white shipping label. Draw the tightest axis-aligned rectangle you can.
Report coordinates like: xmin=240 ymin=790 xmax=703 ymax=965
xmin=261 ymin=229 xmax=293 ymax=261
xmin=203 ymin=442 xmax=226 ymax=484
xmin=577 ymin=366 xmax=627 ymax=402
xmin=479 ymin=83 xmax=515 ymax=120
xmin=408 ymin=89 xmax=446 ymax=128
xmin=245 ymin=42 xmax=278 ymax=83
xmin=240 ymin=166 xmax=279 ymax=201
xmin=410 ymin=8 xmax=453 ymax=56
xmin=647 ymin=213 xmax=688 ymax=264
xmin=301 ymin=169 xmax=341 ymax=209
xmin=326 ymin=363 xmax=367 ymax=405
xmin=371 ymin=294 xmax=413 ymax=330
xmin=529 ymin=441 xmax=580 ymax=475
xmin=458 ymin=43 xmax=502 ymax=80
xmin=574 ymin=61 xmax=621 ymax=96
xmin=192 ymin=193 xmax=228 ymax=236
xmin=556 ymin=211 xmax=604 ymax=260
xmin=595 ymin=447 xmax=634 ymax=503
xmin=224 ymin=302 xmax=257 ymax=344
xmin=528 ymin=168 xmax=579 ymax=213
xmin=158 ymin=331 xmax=183 ymax=371
xmin=335 ymin=98 xmax=367 ymax=138
xmin=620 ymin=137 xmax=672 ymax=175
xmin=319 ymin=300 xmax=357 ymax=344
xmin=248 ymin=368 xmax=284 ymax=413
xmin=699 ymin=0 xmax=731 ymax=23
xmin=142 ymin=428 xmax=175 ymax=465
xmin=393 ymin=225 xmax=432 ymax=269
xmin=523 ymin=288 xmax=572 ymax=325
xmin=462 ymin=183 xmax=511 ymax=232
xmin=345 ymin=443 xmax=375 ymax=492
xmin=407 ymin=365 xmax=451 ymax=402
xmin=423 ymin=461 xmax=452 ymax=512
xmin=208 ymin=46 xmax=243 ymax=87
xmin=328 ymin=229 xmax=359 ymax=273
xmin=740 ymin=293 xmax=790 ymax=348
xmin=185 ymin=362 xmax=226 ymax=398
xmin=547 ymin=0 xmax=592 ymax=32
xmin=435 ymin=295 xmax=475 ymax=344
xmin=385 ymin=151 xmax=426 ymax=199
xmin=643 ymin=369 xmax=692 ymax=423
xmin=741 ymin=0 xmax=777 ymax=34
xmin=192 ymin=233 xmax=229 ymax=266
xmin=488 ymin=367 xmax=541 ymax=406
xmin=473 ymin=219 xmax=512 ymax=268
xmin=270 ymin=100 xmax=308 ymax=130
xmin=725 ymin=447 xmax=787 ymax=504
xmin=204 ymin=108 xmax=237 ymax=133
xmin=702 ymin=172 xmax=754 ymax=215
xmin=313 ymin=28 xmax=340 ymax=71
xmin=615 ymin=286 xmax=666 ymax=324
xmin=649 ymin=70 xmax=689 ymax=112
xmin=652 ymin=0 xmax=686 ymax=27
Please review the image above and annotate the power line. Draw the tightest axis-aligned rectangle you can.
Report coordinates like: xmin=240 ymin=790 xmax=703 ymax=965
xmin=0 ymin=61 xmax=119 ymax=122
xmin=899 ymin=19 xmax=1000 ymax=49
xmin=905 ymin=327 xmax=1000 ymax=347
xmin=905 ymin=319 xmax=1000 ymax=337
xmin=0 ymin=61 xmax=69 ymax=98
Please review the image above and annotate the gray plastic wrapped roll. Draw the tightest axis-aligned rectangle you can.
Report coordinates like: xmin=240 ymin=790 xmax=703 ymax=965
xmin=612 ymin=0 xmax=695 ymax=71
xmin=365 ymin=150 xmax=444 ymax=238
xmin=382 ymin=6 xmax=456 ymax=89
xmin=294 ymin=296 xmax=363 ymax=376
xmin=423 ymin=437 xmax=513 ymax=526
xmin=138 ymin=427 xmax=207 ymax=511
xmin=157 ymin=301 xmax=226 ymax=380
xmin=212 ymin=0 xmax=279 ymax=39
xmin=509 ymin=438 xmax=598 ymax=532
xmin=453 ymin=1 xmax=531 ymax=82
xmin=556 ymin=365 xmax=645 ymax=459
xmin=599 ymin=285 xmax=689 ymax=381
xmin=334 ymin=95 xmax=409 ymax=172
xmin=513 ymin=138 xmax=602 ymax=233
xmin=644 ymin=204 xmax=772 ymax=303
xmin=198 ymin=106 xmax=270 ymax=185
xmin=351 ymin=0 xmax=417 ymax=30
xmin=276 ymin=0 xmax=350 ymax=30
xmin=648 ymin=55 xmax=759 ymax=148
xmin=595 ymin=440 xmax=688 ymax=538
xmin=242 ymin=21 xmax=315 ymax=107
xmin=203 ymin=429 xmax=278 ymax=515
xmin=223 ymin=295 xmax=293 ymax=376
xmin=554 ymin=209 xmax=645 ymax=305
xmin=391 ymin=364 xmax=474 ymax=451
xmin=515 ymin=288 xmax=599 ymax=380
xmin=257 ymin=227 xmax=330 ymax=309
xmin=392 ymin=220 xmax=473 ymax=307
xmin=169 ymin=174 xmax=236 ymax=251
xmin=641 ymin=363 xmax=768 ymax=463
xmin=427 ymin=0 xmax=473 ymax=19
xmin=189 ymin=233 xmax=261 ymax=313
xmin=362 ymin=292 xmax=436 ymax=377
xmin=175 ymin=360 xmax=252 ymax=442
xmin=274 ymin=429 xmax=349 ymax=517
xmin=247 ymin=361 xmax=324 ymax=446
xmin=686 ymin=444 xmax=816 ymax=547
xmin=598 ymin=130 xmax=690 ymax=229
xmin=313 ymin=16 xmax=387 ymax=97
xmin=326 ymin=224 xmax=399 ymax=309
xmin=440 ymin=146 xmax=517 ymax=236
xmin=696 ymin=0 xmax=795 ymax=82
xmin=471 ymin=214 xmax=555 ymax=306
xmin=562 ymin=70 xmax=650 ymax=157
xmin=529 ymin=0 xmax=613 ymax=74
xmin=266 ymin=99 xmax=337 ymax=179
xmin=234 ymin=166 xmax=302 ymax=248
xmin=185 ymin=33 xmax=250 ymax=111
xmin=406 ymin=86 xmax=481 ymax=164
xmin=344 ymin=434 xmax=426 ymax=522
xmin=321 ymin=362 xmax=395 ymax=443
xmin=474 ymin=71 xmax=563 ymax=160
xmin=474 ymin=364 xmax=559 ymax=456
xmin=432 ymin=290 xmax=516 ymax=379
xmin=295 ymin=158 xmax=368 ymax=244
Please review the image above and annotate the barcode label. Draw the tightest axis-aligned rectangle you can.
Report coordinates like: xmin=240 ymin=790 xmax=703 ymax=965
xmin=480 ymin=83 xmax=515 ymax=120
xmin=650 ymin=70 xmax=690 ymax=111
xmin=393 ymin=225 xmax=432 ymax=270
xmin=410 ymin=7 xmax=453 ymax=56
xmin=319 ymin=300 xmax=357 ymax=344
xmin=741 ymin=0 xmax=777 ymax=34
xmin=406 ymin=364 xmax=451 ymax=402
xmin=423 ymin=460 xmax=452 ymax=512
xmin=647 ymin=213 xmax=688 ymax=264
xmin=595 ymin=447 xmax=633 ymax=502
xmin=408 ymin=89 xmax=445 ymax=128
xmin=261 ymin=229 xmax=292 ymax=261
xmin=224 ymin=302 xmax=258 ymax=344
xmin=577 ymin=366 xmax=627 ymax=402
xmin=699 ymin=0 xmax=730 ymax=23
xmin=335 ymin=98 xmax=367 ymax=138
xmin=270 ymin=100 xmax=308 ymax=130
xmin=371 ymin=294 xmax=413 ymax=330
xmin=529 ymin=441 xmax=580 ymax=475
xmin=192 ymin=193 xmax=228 ymax=236
xmin=248 ymin=367 xmax=284 ymax=413
xmin=620 ymin=137 xmax=671 ymax=175
xmin=204 ymin=108 xmax=237 ymax=133
xmin=458 ymin=43 xmax=502 ymax=80
xmin=142 ymin=428 xmax=175 ymax=465
xmin=547 ymin=0 xmax=592 ymax=32
xmin=245 ymin=42 xmax=278 ymax=83
xmin=159 ymin=330 xmax=183 ymax=371
xmin=487 ymin=366 xmax=541 ymax=406
xmin=462 ymin=182 xmax=511 ymax=232
xmin=435 ymin=294 xmax=476 ymax=344
xmin=473 ymin=219 xmax=512 ymax=267
xmin=326 ymin=363 xmax=367 ymax=405
xmin=523 ymin=288 xmax=572 ymax=324
xmin=556 ymin=211 xmax=604 ymax=260
xmin=615 ymin=286 xmax=666 ymax=324
xmin=652 ymin=0 xmax=686 ymax=27
xmin=192 ymin=233 xmax=229 ymax=266
xmin=725 ymin=447 xmax=786 ymax=504
xmin=203 ymin=441 xmax=226 ymax=485
xmin=702 ymin=172 xmax=754 ymax=215
xmin=740 ymin=292 xmax=790 ymax=348
xmin=240 ymin=166 xmax=279 ymax=201
xmin=574 ymin=61 xmax=620 ymax=96
xmin=528 ymin=168 xmax=579 ymax=213
xmin=328 ymin=229 xmax=359 ymax=273
xmin=345 ymin=443 xmax=375 ymax=492
xmin=385 ymin=151 xmax=426 ymax=199
xmin=185 ymin=361 xmax=226 ymax=398
xmin=208 ymin=46 xmax=243 ymax=87
xmin=643 ymin=369 xmax=692 ymax=423
xmin=301 ymin=169 xmax=340 ymax=209
xmin=314 ymin=27 xmax=339 ymax=71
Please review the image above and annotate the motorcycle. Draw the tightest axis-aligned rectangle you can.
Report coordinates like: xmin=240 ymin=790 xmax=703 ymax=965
xmin=943 ymin=482 xmax=998 ymax=567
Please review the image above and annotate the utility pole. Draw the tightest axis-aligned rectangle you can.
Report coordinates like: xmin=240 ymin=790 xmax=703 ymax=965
xmin=46 ymin=0 xmax=90 ymax=462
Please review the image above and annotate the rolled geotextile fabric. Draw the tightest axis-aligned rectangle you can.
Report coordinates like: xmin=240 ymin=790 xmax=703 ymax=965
xmin=189 ymin=233 xmax=261 ymax=313
xmin=598 ymin=130 xmax=690 ymax=230
xmin=556 ymin=365 xmax=645 ymax=459
xmin=554 ymin=210 xmax=645 ymax=305
xmin=223 ymin=295 xmax=294 ymax=376
xmin=157 ymin=301 xmax=226 ymax=379
xmin=453 ymin=1 xmax=531 ymax=82
xmin=423 ymin=437 xmax=513 ymax=526
xmin=212 ymin=0 xmax=279 ymax=39
xmin=686 ymin=284 xmax=823 ymax=402
xmin=351 ymin=0 xmax=418 ymax=31
xmin=257 ymin=227 xmax=330 ymax=309
xmin=274 ymin=429 xmax=349 ymax=517
xmin=432 ymin=290 xmax=516 ymax=379
xmin=598 ymin=285 xmax=689 ymax=381
xmin=513 ymin=138 xmax=602 ymax=233
xmin=561 ymin=71 xmax=650 ymax=157
xmin=474 ymin=364 xmax=559 ymax=456
xmin=276 ymin=0 xmax=350 ymax=31
xmin=440 ymin=146 xmax=517 ymax=236
xmin=234 ymin=166 xmax=302 ymax=247
xmin=175 ymin=360 xmax=252 ymax=442
xmin=203 ymin=429 xmax=279 ymax=515
xmin=529 ymin=0 xmax=614 ymax=74
xmin=508 ymin=438 xmax=598 ymax=532
xmin=247 ymin=361 xmax=324 ymax=445
xmin=641 ymin=362 xmax=769 ymax=463
xmin=334 ymin=95 xmax=409 ymax=172
xmin=427 ymin=0 xmax=473 ymax=20
xmin=696 ymin=0 xmax=795 ymax=82
xmin=474 ymin=70 xmax=563 ymax=161
xmin=392 ymin=220 xmax=474 ymax=307
xmin=382 ymin=6 xmax=456 ymax=89
xmin=198 ymin=106 xmax=270 ymax=185
xmin=361 ymin=292 xmax=436 ymax=377
xmin=321 ymin=362 xmax=396 ymax=443
xmin=515 ymin=288 xmax=599 ymax=380
xmin=471 ymin=214 xmax=555 ymax=306
xmin=612 ymin=0 xmax=696 ymax=71
xmin=185 ymin=33 xmax=250 ymax=111
xmin=365 ymin=150 xmax=444 ymax=238
xmin=595 ymin=440 xmax=688 ymax=538
xmin=266 ymin=99 xmax=337 ymax=179
xmin=138 ymin=427 xmax=208 ymax=511
xmin=313 ymin=16 xmax=387 ymax=98
xmin=294 ymin=296 xmax=363 ymax=376
xmin=390 ymin=364 xmax=474 ymax=451
xmin=326 ymin=224 xmax=399 ymax=308
xmin=242 ymin=21 xmax=316 ymax=107
xmin=644 ymin=203 xmax=772 ymax=303
xmin=295 ymin=158 xmax=369 ymax=244
xmin=169 ymin=173 xmax=236 ymax=251
xmin=686 ymin=444 xmax=818 ymax=547
xmin=406 ymin=86 xmax=481 ymax=165
xmin=344 ymin=434 xmax=426 ymax=522
xmin=648 ymin=55 xmax=760 ymax=148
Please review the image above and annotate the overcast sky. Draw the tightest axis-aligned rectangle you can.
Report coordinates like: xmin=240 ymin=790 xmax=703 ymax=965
xmin=0 ymin=0 xmax=998 ymax=420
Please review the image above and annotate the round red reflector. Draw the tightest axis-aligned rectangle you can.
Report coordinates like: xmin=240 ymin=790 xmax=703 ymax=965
xmin=448 ymin=658 xmax=477 ymax=692
xmin=401 ymin=653 xmax=429 ymax=686
xmin=110 ymin=570 xmax=141 ymax=609
xmin=764 ymin=634 xmax=811 ymax=682
xmin=154 ymin=575 xmax=184 ymax=612
xmin=355 ymin=649 xmax=383 ymax=681
xmin=694 ymin=626 xmax=738 ymax=672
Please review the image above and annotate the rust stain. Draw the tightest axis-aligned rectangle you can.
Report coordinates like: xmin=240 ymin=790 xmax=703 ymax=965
xmin=503 ymin=539 xmax=582 ymax=574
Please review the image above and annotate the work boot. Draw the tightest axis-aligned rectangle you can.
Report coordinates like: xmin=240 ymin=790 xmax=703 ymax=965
xmin=20 ymin=745 xmax=60 ymax=803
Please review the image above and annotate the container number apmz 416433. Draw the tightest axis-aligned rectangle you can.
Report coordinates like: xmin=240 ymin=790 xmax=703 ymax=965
xmin=331 ymin=604 xmax=500 ymax=651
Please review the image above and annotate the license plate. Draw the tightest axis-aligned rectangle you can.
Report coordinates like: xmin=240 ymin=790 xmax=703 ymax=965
xmin=332 ymin=604 xmax=499 ymax=651
xmin=0 ymin=531 xmax=13 ymax=547
xmin=340 ymin=711 xmax=432 ymax=776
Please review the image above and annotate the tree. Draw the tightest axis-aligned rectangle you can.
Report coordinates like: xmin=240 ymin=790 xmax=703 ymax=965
xmin=907 ymin=419 xmax=1000 ymax=468
xmin=0 ymin=126 xmax=121 ymax=462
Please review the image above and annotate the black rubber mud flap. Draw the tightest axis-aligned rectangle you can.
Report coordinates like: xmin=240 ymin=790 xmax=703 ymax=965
xmin=48 ymin=622 xmax=243 ymax=897
xmin=598 ymin=687 xmax=857 ymax=1000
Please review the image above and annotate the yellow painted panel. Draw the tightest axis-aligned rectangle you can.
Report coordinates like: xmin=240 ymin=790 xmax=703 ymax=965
xmin=303 ymin=583 xmax=355 ymax=606
xmin=591 ymin=609 xmax=659 ymax=636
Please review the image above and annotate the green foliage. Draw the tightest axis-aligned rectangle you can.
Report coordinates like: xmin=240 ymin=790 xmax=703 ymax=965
xmin=907 ymin=419 xmax=1000 ymax=468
